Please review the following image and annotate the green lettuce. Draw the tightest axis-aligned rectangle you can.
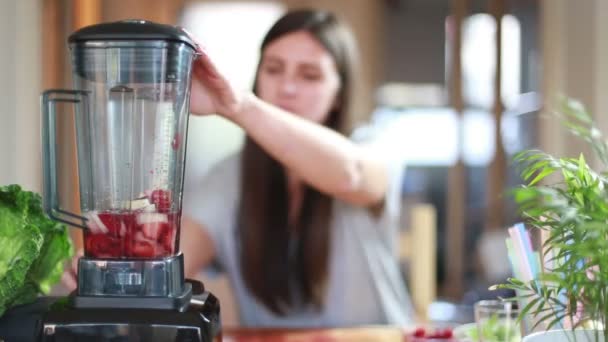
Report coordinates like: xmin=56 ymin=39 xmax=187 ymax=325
xmin=0 ymin=184 xmax=73 ymax=316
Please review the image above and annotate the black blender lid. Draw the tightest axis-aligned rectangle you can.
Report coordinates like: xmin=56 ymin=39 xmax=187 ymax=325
xmin=68 ymin=19 xmax=197 ymax=50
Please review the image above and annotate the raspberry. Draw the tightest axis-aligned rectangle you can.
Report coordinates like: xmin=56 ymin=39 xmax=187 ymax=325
xmin=413 ymin=328 xmax=426 ymax=338
xmin=441 ymin=328 xmax=453 ymax=339
xmin=150 ymin=189 xmax=172 ymax=212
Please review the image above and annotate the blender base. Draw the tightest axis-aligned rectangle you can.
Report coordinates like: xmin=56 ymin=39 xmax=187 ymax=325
xmin=40 ymin=254 xmax=222 ymax=341
xmin=41 ymin=290 xmax=221 ymax=342
xmin=73 ymin=282 xmax=193 ymax=312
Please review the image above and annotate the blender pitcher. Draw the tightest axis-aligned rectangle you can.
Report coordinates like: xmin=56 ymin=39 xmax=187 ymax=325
xmin=42 ymin=20 xmax=197 ymax=260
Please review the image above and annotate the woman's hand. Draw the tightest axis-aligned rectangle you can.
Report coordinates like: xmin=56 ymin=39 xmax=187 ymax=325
xmin=186 ymin=35 xmax=247 ymax=119
xmin=60 ymin=248 xmax=83 ymax=292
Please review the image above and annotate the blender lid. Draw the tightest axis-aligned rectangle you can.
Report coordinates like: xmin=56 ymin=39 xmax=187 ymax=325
xmin=68 ymin=19 xmax=197 ymax=50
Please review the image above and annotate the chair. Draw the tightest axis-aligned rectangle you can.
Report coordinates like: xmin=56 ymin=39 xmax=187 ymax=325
xmin=399 ymin=203 xmax=437 ymax=321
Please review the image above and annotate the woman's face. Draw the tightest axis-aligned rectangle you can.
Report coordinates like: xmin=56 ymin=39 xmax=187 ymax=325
xmin=256 ymin=30 xmax=341 ymax=124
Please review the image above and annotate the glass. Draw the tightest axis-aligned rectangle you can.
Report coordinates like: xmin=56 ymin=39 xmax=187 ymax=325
xmin=42 ymin=40 xmax=195 ymax=260
xmin=474 ymin=300 xmax=521 ymax=342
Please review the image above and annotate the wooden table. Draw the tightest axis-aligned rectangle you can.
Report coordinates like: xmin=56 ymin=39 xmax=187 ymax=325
xmin=221 ymin=326 xmax=408 ymax=342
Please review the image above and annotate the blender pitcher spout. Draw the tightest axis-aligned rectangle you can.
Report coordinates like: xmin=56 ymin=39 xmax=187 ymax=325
xmin=41 ymin=89 xmax=90 ymax=230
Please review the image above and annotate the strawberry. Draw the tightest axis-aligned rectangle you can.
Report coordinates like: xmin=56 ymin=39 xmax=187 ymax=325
xmin=141 ymin=222 xmax=165 ymax=240
xmin=85 ymin=211 xmax=109 ymax=234
xmin=97 ymin=212 xmax=124 ymax=236
xmin=137 ymin=212 xmax=169 ymax=240
xmin=159 ymin=225 xmax=177 ymax=254
xmin=85 ymin=234 xmax=121 ymax=258
xmin=130 ymin=240 xmax=155 ymax=258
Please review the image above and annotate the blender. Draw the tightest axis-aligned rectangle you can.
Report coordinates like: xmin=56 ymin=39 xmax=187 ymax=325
xmin=40 ymin=20 xmax=220 ymax=341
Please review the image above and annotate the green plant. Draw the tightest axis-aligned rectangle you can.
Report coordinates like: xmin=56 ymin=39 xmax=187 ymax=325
xmin=494 ymin=98 xmax=608 ymax=341
xmin=0 ymin=184 xmax=73 ymax=316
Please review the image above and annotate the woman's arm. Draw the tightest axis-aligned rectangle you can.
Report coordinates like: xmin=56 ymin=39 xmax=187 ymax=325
xmin=231 ymin=95 xmax=388 ymax=207
xmin=188 ymin=45 xmax=389 ymax=207
xmin=181 ymin=215 xmax=217 ymax=278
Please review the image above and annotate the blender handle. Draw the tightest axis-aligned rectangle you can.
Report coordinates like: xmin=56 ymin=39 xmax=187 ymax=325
xmin=41 ymin=89 xmax=89 ymax=230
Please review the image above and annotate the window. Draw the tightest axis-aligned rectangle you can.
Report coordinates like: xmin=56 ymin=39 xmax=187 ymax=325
xmin=180 ymin=2 xmax=285 ymax=179
xmin=181 ymin=2 xmax=285 ymax=91
xmin=461 ymin=13 xmax=521 ymax=110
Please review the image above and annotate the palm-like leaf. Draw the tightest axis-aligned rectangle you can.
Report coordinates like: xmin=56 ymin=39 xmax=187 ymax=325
xmin=499 ymin=98 xmax=608 ymax=341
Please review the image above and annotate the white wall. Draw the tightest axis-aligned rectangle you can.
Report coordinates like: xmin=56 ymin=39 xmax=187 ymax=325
xmin=594 ymin=0 xmax=608 ymax=150
xmin=0 ymin=0 xmax=17 ymax=187
xmin=0 ymin=0 xmax=42 ymax=191
xmin=540 ymin=0 xmax=608 ymax=166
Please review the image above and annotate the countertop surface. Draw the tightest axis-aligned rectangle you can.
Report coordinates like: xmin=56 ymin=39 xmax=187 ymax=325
xmin=222 ymin=326 xmax=407 ymax=341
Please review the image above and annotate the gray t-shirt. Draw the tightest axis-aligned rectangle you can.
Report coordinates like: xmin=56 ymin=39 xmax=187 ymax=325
xmin=183 ymin=148 xmax=415 ymax=327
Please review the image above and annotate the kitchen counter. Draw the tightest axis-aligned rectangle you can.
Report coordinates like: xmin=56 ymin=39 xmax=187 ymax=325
xmin=222 ymin=326 xmax=406 ymax=341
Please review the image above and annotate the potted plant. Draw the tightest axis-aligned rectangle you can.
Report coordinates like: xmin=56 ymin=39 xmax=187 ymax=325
xmin=495 ymin=98 xmax=608 ymax=342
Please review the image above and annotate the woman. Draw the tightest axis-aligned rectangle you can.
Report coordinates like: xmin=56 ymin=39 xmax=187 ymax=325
xmin=183 ymin=8 xmax=414 ymax=327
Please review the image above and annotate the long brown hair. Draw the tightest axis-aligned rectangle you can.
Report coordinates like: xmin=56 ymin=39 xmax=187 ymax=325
xmin=239 ymin=9 xmax=359 ymax=315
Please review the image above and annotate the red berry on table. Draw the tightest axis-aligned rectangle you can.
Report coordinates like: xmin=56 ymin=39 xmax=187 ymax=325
xmin=441 ymin=328 xmax=453 ymax=339
xmin=413 ymin=328 xmax=426 ymax=338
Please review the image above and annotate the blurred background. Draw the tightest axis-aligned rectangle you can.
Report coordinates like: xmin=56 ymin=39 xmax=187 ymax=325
xmin=1 ymin=0 xmax=608 ymax=327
